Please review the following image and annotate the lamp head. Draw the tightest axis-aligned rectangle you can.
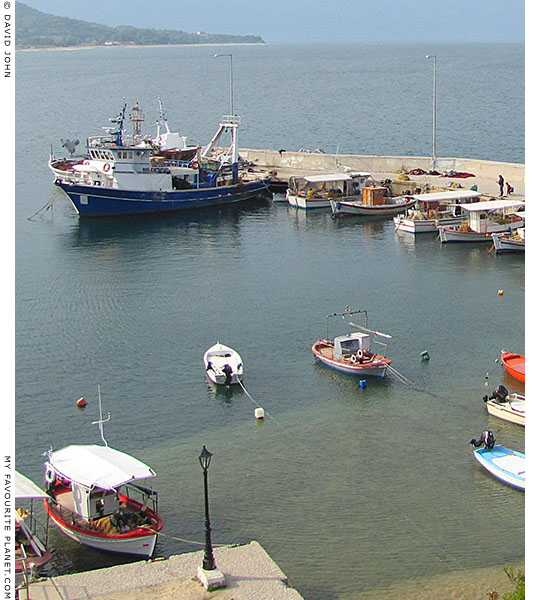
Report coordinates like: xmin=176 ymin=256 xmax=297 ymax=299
xmin=199 ymin=445 xmax=213 ymax=470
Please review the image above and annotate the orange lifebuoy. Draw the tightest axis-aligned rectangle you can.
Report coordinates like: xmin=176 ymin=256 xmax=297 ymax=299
xmin=191 ymin=161 xmax=200 ymax=170
xmin=103 ymin=162 xmax=111 ymax=172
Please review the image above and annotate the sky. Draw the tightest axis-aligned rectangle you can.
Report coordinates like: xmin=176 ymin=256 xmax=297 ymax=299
xmin=18 ymin=0 xmax=525 ymax=44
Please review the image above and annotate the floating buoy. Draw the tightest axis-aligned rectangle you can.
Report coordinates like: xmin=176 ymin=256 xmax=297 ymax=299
xmin=421 ymin=351 xmax=430 ymax=361
xmin=76 ymin=397 xmax=87 ymax=408
xmin=498 ymin=290 xmax=504 ymax=296
xmin=358 ymin=380 xmax=367 ymax=389
xmin=254 ymin=408 xmax=265 ymax=419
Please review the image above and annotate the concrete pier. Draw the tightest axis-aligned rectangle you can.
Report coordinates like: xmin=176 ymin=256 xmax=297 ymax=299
xmin=25 ymin=541 xmax=304 ymax=600
xmin=240 ymin=148 xmax=525 ymax=199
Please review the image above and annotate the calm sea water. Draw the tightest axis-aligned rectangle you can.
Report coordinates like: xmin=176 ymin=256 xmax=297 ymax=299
xmin=15 ymin=43 xmax=524 ymax=599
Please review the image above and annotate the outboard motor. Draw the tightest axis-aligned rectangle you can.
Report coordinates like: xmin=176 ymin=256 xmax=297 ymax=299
xmin=470 ymin=430 xmax=496 ymax=450
xmin=483 ymin=384 xmax=509 ymax=403
xmin=222 ymin=363 xmax=233 ymax=386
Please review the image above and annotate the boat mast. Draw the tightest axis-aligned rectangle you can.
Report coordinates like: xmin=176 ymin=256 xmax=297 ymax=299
xmin=109 ymin=101 xmax=127 ymax=147
xmin=325 ymin=306 xmax=368 ymax=340
xmin=91 ymin=384 xmax=111 ymax=446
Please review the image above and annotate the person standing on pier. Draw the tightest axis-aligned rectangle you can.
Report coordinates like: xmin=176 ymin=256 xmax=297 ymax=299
xmin=498 ymin=174 xmax=505 ymax=196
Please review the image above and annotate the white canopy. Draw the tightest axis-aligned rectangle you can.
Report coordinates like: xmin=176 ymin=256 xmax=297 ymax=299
xmin=412 ymin=190 xmax=482 ymax=202
xmin=15 ymin=470 xmax=48 ymax=499
xmin=302 ymin=172 xmax=370 ymax=183
xmin=47 ymin=444 xmax=156 ymax=490
xmin=457 ymin=199 xmax=525 ymax=213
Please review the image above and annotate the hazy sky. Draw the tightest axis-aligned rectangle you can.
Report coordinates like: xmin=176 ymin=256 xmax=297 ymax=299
xmin=19 ymin=0 xmax=524 ymax=43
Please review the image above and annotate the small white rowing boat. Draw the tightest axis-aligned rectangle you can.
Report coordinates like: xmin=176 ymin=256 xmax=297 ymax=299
xmin=483 ymin=385 xmax=525 ymax=426
xmin=204 ymin=342 xmax=244 ymax=385
xmin=470 ymin=431 xmax=524 ymax=490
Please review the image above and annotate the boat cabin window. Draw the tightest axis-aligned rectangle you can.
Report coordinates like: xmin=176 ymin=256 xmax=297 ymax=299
xmin=89 ymin=489 xmax=119 ymax=519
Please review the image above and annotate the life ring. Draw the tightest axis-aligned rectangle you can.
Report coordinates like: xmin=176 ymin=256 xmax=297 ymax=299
xmin=350 ymin=354 xmax=358 ymax=363
xmin=45 ymin=467 xmax=56 ymax=484
xmin=191 ymin=161 xmax=200 ymax=170
xmin=357 ymin=350 xmax=364 ymax=361
xmin=103 ymin=162 xmax=111 ymax=172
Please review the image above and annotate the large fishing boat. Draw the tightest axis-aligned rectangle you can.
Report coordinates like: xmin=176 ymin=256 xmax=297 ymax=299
xmin=49 ymin=100 xmax=270 ymax=217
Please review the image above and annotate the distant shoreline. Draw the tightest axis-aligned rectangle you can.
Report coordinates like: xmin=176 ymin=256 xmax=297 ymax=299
xmin=16 ymin=41 xmax=266 ymax=52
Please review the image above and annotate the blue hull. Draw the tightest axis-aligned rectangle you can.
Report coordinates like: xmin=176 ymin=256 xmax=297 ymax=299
xmin=56 ymin=180 xmax=270 ymax=217
xmin=473 ymin=445 xmax=525 ymax=490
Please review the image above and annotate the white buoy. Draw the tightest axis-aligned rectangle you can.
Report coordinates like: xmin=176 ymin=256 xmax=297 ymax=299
xmin=254 ymin=408 xmax=265 ymax=419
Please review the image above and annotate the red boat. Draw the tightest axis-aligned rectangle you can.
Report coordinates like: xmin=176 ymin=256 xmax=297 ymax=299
xmin=501 ymin=351 xmax=525 ymax=383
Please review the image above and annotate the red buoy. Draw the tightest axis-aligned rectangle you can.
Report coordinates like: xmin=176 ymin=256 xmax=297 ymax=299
xmin=76 ymin=397 xmax=88 ymax=408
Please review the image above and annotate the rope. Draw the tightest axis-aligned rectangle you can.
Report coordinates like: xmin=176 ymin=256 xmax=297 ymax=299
xmin=386 ymin=363 xmax=446 ymax=400
xmin=27 ymin=190 xmax=61 ymax=220
xmin=237 ymin=379 xmax=274 ymax=420
xmin=139 ymin=525 xmax=226 ymax=548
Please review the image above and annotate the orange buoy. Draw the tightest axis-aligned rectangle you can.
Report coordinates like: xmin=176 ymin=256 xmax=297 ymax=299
xmin=76 ymin=397 xmax=88 ymax=408
xmin=498 ymin=290 xmax=504 ymax=296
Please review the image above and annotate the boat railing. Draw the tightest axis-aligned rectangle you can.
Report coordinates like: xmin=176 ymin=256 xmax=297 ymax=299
xmin=55 ymin=171 xmax=115 ymax=189
xmin=124 ymin=482 xmax=159 ymax=516
xmin=18 ymin=510 xmax=50 ymax=549
xmin=47 ymin=498 xmax=101 ymax=532
xmin=220 ymin=115 xmax=241 ymax=126
xmin=372 ymin=338 xmax=389 ymax=357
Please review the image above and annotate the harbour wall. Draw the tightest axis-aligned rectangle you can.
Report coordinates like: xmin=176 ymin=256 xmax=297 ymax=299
xmin=239 ymin=149 xmax=525 ymax=196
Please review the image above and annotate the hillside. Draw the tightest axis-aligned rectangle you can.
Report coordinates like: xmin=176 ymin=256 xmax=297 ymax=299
xmin=15 ymin=2 xmax=265 ymax=49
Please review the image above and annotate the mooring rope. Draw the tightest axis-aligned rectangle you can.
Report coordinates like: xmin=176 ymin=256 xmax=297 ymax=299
xmin=386 ymin=363 xmax=446 ymax=400
xmin=237 ymin=379 xmax=274 ymax=420
xmin=27 ymin=190 xmax=61 ymax=220
xmin=140 ymin=525 xmax=226 ymax=547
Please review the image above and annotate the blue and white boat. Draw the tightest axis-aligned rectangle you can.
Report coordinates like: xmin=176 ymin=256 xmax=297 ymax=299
xmin=49 ymin=100 xmax=271 ymax=217
xmin=470 ymin=432 xmax=525 ymax=490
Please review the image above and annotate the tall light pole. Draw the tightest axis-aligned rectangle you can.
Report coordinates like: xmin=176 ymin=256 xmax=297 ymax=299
xmin=214 ymin=53 xmax=234 ymax=116
xmin=196 ymin=446 xmax=226 ymax=590
xmin=199 ymin=445 xmax=216 ymax=571
xmin=425 ymin=54 xmax=437 ymax=169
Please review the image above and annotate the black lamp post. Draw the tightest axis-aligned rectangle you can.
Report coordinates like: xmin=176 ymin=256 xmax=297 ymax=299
xmin=199 ymin=445 xmax=216 ymax=571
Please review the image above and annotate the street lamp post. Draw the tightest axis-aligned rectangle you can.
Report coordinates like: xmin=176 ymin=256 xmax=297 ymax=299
xmin=214 ymin=53 xmax=234 ymax=116
xmin=199 ymin=445 xmax=216 ymax=571
xmin=425 ymin=54 xmax=437 ymax=169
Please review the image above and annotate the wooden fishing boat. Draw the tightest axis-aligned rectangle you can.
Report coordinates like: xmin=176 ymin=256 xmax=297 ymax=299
xmin=286 ymin=171 xmax=372 ymax=209
xmin=393 ymin=190 xmax=481 ymax=234
xmin=501 ymin=351 xmax=525 ymax=383
xmin=470 ymin=432 xmax=524 ymax=490
xmin=15 ymin=471 xmax=52 ymax=588
xmin=491 ymin=230 xmax=525 ymax=253
xmin=43 ymin=389 xmax=163 ymax=557
xmin=312 ymin=307 xmax=391 ymax=378
xmin=44 ymin=444 xmax=163 ymax=557
xmin=483 ymin=385 xmax=525 ymax=426
xmin=204 ymin=342 xmax=243 ymax=385
xmin=438 ymin=199 xmax=524 ymax=243
xmin=330 ymin=191 xmax=415 ymax=217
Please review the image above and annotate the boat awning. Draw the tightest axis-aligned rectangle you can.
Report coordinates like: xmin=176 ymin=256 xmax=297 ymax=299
xmin=16 ymin=470 xmax=48 ymax=499
xmin=455 ymin=200 xmax=525 ymax=213
xmin=47 ymin=445 xmax=156 ymax=490
xmin=301 ymin=172 xmax=371 ymax=183
xmin=412 ymin=190 xmax=482 ymax=202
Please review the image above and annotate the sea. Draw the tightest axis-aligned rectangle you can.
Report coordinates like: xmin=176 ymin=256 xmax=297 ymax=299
xmin=15 ymin=42 xmax=525 ymax=599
